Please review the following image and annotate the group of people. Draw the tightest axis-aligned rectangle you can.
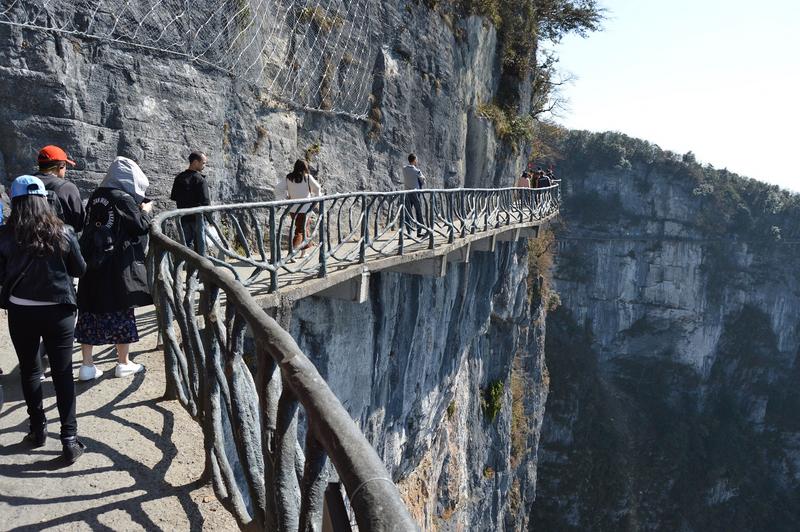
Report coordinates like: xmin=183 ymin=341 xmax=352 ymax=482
xmin=0 ymin=146 xmax=209 ymax=464
xmin=516 ymin=167 xmax=555 ymax=189
xmin=0 ymin=145 xmax=547 ymax=464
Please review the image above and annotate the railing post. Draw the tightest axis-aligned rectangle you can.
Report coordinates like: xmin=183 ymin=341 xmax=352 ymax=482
xmin=269 ymin=206 xmax=278 ymax=292
xmin=318 ymin=199 xmax=327 ymax=278
xmin=459 ymin=191 xmax=466 ymax=237
xmin=428 ymin=192 xmax=435 ymax=249
xmin=484 ymin=192 xmax=490 ymax=231
xmin=359 ymin=194 xmax=368 ymax=263
xmin=398 ymin=197 xmax=405 ymax=255
xmin=195 ymin=213 xmax=207 ymax=256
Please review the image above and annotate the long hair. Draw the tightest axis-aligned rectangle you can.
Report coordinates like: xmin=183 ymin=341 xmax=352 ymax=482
xmin=8 ymin=195 xmax=67 ymax=255
xmin=286 ymin=159 xmax=309 ymax=183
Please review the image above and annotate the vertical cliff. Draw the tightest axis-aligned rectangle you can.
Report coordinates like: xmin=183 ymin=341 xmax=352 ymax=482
xmin=532 ymin=131 xmax=800 ymax=530
xmin=287 ymin=241 xmax=550 ymax=530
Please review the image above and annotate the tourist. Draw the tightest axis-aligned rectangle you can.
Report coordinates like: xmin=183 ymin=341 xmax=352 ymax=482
xmin=170 ymin=151 xmax=211 ymax=249
xmin=538 ymin=170 xmax=552 ymax=189
xmin=34 ymin=145 xmax=86 ymax=231
xmin=34 ymin=145 xmax=86 ymax=379
xmin=516 ymin=171 xmax=531 ymax=188
xmin=0 ymin=175 xmax=87 ymax=463
xmin=76 ymin=157 xmax=153 ymax=380
xmin=281 ymin=159 xmax=322 ymax=257
xmin=401 ymin=153 xmax=426 ymax=236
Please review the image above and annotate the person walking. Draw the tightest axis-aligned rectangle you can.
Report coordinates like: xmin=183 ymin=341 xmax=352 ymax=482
xmin=0 ymin=175 xmax=87 ymax=463
xmin=34 ymin=145 xmax=86 ymax=379
xmin=34 ymin=145 xmax=86 ymax=231
xmin=75 ymin=157 xmax=153 ymax=380
xmin=170 ymin=151 xmax=211 ymax=249
xmin=281 ymin=159 xmax=322 ymax=257
xmin=401 ymin=153 xmax=426 ymax=236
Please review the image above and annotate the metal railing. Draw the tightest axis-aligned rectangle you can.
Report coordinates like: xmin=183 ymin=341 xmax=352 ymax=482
xmin=165 ymin=184 xmax=560 ymax=292
xmin=148 ymin=184 xmax=558 ymax=530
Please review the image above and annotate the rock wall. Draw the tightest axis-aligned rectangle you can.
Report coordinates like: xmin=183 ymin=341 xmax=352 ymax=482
xmin=0 ymin=4 xmax=522 ymax=205
xmin=289 ymin=242 xmax=548 ymax=530
xmin=532 ymin=132 xmax=800 ymax=531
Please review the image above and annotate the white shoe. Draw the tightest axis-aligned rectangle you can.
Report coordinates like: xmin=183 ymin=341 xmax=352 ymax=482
xmin=78 ymin=364 xmax=103 ymax=381
xmin=115 ymin=362 xmax=144 ymax=378
xmin=78 ymin=365 xmax=103 ymax=381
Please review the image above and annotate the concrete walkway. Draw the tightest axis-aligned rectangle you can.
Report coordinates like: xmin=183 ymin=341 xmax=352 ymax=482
xmin=0 ymin=307 xmax=238 ymax=531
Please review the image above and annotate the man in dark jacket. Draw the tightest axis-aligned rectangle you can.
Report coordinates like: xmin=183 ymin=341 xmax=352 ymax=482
xmin=35 ymin=145 xmax=86 ymax=231
xmin=170 ymin=151 xmax=210 ymax=249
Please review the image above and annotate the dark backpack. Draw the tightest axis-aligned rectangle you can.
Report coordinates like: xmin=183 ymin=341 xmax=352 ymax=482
xmin=80 ymin=194 xmax=119 ymax=270
xmin=45 ymin=179 xmax=66 ymax=222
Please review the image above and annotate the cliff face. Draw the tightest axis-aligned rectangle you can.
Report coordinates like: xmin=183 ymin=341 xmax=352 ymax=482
xmin=532 ymin=132 xmax=800 ymax=530
xmin=0 ymin=3 xmax=520 ymax=203
xmin=290 ymin=243 xmax=549 ymax=530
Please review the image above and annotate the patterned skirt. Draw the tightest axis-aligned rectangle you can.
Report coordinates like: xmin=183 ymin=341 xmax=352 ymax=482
xmin=75 ymin=308 xmax=139 ymax=345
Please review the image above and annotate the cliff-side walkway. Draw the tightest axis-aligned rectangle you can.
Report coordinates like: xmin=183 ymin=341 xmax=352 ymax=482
xmin=0 ymin=308 xmax=238 ymax=530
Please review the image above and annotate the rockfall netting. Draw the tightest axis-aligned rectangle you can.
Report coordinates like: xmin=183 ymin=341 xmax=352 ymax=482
xmin=0 ymin=0 xmax=374 ymax=115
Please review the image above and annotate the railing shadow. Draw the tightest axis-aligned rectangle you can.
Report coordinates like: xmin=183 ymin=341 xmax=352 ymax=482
xmin=0 ymin=348 xmax=224 ymax=530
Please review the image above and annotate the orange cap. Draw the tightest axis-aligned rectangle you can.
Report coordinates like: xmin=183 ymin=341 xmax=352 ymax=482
xmin=37 ymin=145 xmax=76 ymax=166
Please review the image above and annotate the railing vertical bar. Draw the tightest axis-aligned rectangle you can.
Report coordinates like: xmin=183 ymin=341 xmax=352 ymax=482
xmin=269 ymin=206 xmax=278 ymax=292
xmin=318 ymin=199 xmax=327 ymax=278
xmin=359 ymin=194 xmax=368 ymax=263
xmin=428 ymin=192 xmax=435 ymax=249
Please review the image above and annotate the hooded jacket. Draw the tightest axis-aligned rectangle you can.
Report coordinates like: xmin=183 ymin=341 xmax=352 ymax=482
xmin=77 ymin=157 xmax=152 ymax=313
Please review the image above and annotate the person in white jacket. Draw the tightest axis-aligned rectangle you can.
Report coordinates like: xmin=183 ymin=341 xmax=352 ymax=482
xmin=281 ymin=159 xmax=322 ymax=255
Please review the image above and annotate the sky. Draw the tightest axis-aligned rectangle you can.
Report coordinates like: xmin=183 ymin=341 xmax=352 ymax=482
xmin=551 ymin=0 xmax=800 ymax=191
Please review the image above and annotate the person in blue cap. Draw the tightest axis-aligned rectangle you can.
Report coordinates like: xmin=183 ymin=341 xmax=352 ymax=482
xmin=0 ymin=175 xmax=87 ymax=463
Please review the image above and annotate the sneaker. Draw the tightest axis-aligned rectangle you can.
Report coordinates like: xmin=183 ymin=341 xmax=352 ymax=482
xmin=62 ymin=438 xmax=86 ymax=464
xmin=115 ymin=362 xmax=144 ymax=378
xmin=78 ymin=364 xmax=103 ymax=381
xmin=22 ymin=426 xmax=47 ymax=448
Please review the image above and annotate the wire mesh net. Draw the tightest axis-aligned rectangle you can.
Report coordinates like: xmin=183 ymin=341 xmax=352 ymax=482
xmin=0 ymin=0 xmax=374 ymax=116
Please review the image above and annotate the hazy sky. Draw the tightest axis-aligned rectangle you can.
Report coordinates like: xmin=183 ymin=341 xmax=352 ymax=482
xmin=552 ymin=0 xmax=800 ymax=191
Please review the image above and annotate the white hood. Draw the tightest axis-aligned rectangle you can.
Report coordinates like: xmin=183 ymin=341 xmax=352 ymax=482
xmin=101 ymin=156 xmax=149 ymax=203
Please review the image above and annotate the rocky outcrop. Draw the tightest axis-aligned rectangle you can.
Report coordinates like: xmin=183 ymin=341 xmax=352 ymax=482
xmin=532 ymin=131 xmax=800 ymax=531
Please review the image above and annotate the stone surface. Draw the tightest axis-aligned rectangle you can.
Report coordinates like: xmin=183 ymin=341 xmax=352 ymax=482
xmin=0 ymin=308 xmax=237 ymax=531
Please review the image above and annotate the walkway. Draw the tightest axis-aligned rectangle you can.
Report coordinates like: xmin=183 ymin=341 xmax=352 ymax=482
xmin=0 ymin=308 xmax=238 ymax=530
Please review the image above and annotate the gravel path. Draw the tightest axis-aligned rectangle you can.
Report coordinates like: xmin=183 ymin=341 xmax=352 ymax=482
xmin=0 ymin=307 xmax=238 ymax=531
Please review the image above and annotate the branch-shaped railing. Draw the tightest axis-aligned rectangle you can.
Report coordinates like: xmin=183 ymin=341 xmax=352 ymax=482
xmin=165 ymin=184 xmax=560 ymax=292
xmin=149 ymin=184 xmax=558 ymax=530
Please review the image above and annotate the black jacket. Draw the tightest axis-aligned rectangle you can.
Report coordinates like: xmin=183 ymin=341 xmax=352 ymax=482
xmin=0 ymin=226 xmax=86 ymax=308
xmin=76 ymin=188 xmax=152 ymax=313
xmin=170 ymin=170 xmax=210 ymax=209
xmin=36 ymin=173 xmax=86 ymax=231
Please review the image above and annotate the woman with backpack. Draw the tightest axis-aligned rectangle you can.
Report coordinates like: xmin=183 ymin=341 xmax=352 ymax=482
xmin=282 ymin=159 xmax=322 ymax=256
xmin=0 ymin=175 xmax=87 ymax=463
xmin=76 ymin=157 xmax=153 ymax=380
